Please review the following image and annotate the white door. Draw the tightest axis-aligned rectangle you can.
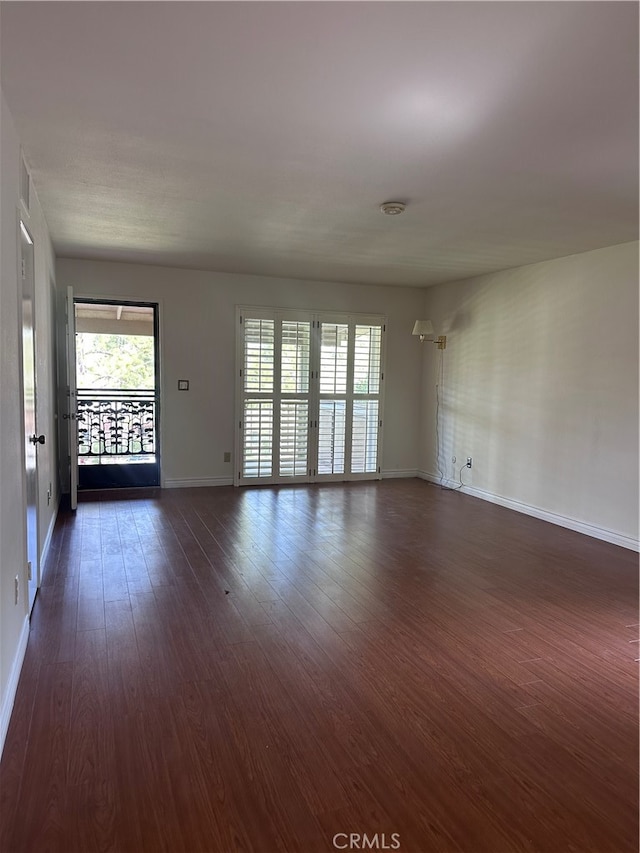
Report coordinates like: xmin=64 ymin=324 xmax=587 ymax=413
xmin=65 ymin=286 xmax=78 ymax=510
xmin=20 ymin=218 xmax=39 ymax=612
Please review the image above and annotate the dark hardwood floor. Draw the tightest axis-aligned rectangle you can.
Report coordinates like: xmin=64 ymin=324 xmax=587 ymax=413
xmin=0 ymin=479 xmax=637 ymax=853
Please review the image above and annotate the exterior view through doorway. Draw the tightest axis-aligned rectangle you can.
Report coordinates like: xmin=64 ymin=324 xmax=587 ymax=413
xmin=74 ymin=300 xmax=160 ymax=489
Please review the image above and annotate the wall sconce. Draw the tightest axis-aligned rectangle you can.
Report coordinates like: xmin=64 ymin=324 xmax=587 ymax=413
xmin=412 ymin=320 xmax=446 ymax=349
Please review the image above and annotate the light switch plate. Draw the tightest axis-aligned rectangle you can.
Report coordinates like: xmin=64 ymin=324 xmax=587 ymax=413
xmin=178 ymin=380 xmax=189 ymax=391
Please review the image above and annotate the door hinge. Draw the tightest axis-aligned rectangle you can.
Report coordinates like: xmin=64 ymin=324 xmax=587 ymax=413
xmin=383 ymin=324 xmax=386 ymax=332
xmin=240 ymin=368 xmax=243 ymax=377
xmin=27 ymin=561 xmax=32 ymax=581
xmin=21 ymin=259 xmax=26 ymax=279
xmin=239 ymin=420 xmax=242 ymax=429
xmin=239 ymin=315 xmax=243 ymax=324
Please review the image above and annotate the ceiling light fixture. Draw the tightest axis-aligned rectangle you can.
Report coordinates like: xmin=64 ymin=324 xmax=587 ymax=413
xmin=380 ymin=201 xmax=406 ymax=216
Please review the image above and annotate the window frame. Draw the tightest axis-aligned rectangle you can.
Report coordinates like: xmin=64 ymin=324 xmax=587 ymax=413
xmin=235 ymin=306 xmax=386 ymax=486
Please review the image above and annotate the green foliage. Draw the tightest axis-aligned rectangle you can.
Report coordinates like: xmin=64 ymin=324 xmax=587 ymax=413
xmin=76 ymin=333 xmax=155 ymax=389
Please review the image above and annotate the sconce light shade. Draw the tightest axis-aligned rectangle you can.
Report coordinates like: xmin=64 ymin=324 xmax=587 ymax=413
xmin=412 ymin=320 xmax=447 ymax=349
xmin=412 ymin=320 xmax=435 ymax=341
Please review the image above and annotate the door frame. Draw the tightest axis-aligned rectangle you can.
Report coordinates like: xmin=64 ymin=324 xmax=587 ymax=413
xmin=66 ymin=286 xmax=78 ymax=509
xmin=66 ymin=295 xmax=162 ymax=495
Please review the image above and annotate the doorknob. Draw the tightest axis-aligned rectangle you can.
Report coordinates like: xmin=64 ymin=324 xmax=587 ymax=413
xmin=29 ymin=434 xmax=45 ymax=445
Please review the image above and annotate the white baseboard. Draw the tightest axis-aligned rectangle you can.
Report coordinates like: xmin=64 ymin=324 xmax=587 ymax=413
xmin=417 ymin=471 xmax=639 ymax=552
xmin=39 ymin=496 xmax=60 ymax=584
xmin=163 ymin=477 xmax=234 ymax=489
xmin=382 ymin=469 xmax=418 ymax=479
xmin=0 ymin=616 xmax=29 ymax=761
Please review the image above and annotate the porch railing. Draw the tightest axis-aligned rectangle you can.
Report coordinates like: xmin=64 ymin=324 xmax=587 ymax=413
xmin=77 ymin=389 xmax=156 ymax=460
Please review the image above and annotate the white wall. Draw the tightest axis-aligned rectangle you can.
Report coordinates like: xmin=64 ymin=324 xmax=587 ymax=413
xmin=419 ymin=241 xmax=639 ymax=548
xmin=0 ymin=91 xmax=58 ymax=754
xmin=56 ymin=258 xmax=425 ymax=487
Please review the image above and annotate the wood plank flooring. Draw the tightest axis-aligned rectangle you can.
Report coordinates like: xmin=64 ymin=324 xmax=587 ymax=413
xmin=1 ymin=479 xmax=637 ymax=853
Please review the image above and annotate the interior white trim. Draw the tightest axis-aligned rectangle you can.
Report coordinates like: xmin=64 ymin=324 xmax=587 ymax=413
xmin=163 ymin=477 xmax=233 ymax=489
xmin=418 ymin=471 xmax=639 ymax=552
xmin=39 ymin=497 xmax=59 ymax=585
xmin=0 ymin=616 xmax=29 ymax=760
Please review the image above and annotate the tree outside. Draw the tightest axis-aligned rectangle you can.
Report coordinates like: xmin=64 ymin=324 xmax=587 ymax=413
xmin=76 ymin=333 xmax=155 ymax=389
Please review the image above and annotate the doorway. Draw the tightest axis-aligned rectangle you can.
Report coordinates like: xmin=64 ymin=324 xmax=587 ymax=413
xmin=235 ymin=308 xmax=385 ymax=485
xmin=73 ymin=300 xmax=160 ymax=490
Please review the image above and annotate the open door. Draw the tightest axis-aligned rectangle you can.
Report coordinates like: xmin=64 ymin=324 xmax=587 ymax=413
xmin=66 ymin=285 xmax=78 ymax=510
xmin=20 ymin=217 xmax=39 ymax=612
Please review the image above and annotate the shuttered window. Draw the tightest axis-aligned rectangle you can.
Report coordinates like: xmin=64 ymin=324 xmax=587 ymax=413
xmin=351 ymin=325 xmax=382 ymax=473
xmin=351 ymin=400 xmax=379 ymax=474
xmin=280 ymin=400 xmax=309 ymax=477
xmin=243 ymin=400 xmax=273 ymax=478
xmin=242 ymin=318 xmax=275 ymax=477
xmin=244 ymin=319 xmax=274 ymax=392
xmin=354 ymin=325 xmax=381 ymax=394
xmin=237 ymin=309 xmax=384 ymax=485
xmin=318 ymin=400 xmax=346 ymax=475
xmin=319 ymin=323 xmax=348 ymax=394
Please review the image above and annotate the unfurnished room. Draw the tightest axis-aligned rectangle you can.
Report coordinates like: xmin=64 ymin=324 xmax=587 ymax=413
xmin=0 ymin=2 xmax=638 ymax=852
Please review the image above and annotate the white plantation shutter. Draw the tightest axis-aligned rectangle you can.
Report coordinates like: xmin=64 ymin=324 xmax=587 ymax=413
xmin=243 ymin=400 xmax=273 ymax=477
xmin=351 ymin=399 xmax=379 ymax=473
xmin=241 ymin=317 xmax=275 ymax=478
xmin=280 ymin=400 xmax=309 ymax=476
xmin=351 ymin=325 xmax=382 ymax=473
xmin=353 ymin=325 xmax=381 ymax=394
xmin=318 ymin=322 xmax=349 ymax=476
xmin=279 ymin=320 xmax=311 ymax=477
xmin=318 ymin=400 xmax=346 ymax=474
xmin=281 ymin=321 xmax=310 ymax=394
xmin=244 ymin=318 xmax=274 ymax=392
xmin=237 ymin=309 xmax=384 ymax=485
xmin=319 ymin=323 xmax=348 ymax=394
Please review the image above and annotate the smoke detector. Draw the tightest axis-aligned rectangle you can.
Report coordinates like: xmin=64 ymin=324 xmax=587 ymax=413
xmin=380 ymin=201 xmax=406 ymax=216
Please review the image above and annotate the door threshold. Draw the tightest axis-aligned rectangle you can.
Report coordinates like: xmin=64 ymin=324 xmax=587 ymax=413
xmin=77 ymin=486 xmax=162 ymax=502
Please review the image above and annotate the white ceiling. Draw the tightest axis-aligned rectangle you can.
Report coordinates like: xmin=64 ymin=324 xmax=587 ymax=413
xmin=1 ymin=1 xmax=637 ymax=288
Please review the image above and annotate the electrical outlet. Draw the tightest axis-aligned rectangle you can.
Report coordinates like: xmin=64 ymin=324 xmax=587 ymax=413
xmin=466 ymin=457 xmax=473 ymax=468
xmin=451 ymin=456 xmax=456 ymax=463
xmin=223 ymin=451 xmax=231 ymax=463
xmin=14 ymin=575 xmax=19 ymax=605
